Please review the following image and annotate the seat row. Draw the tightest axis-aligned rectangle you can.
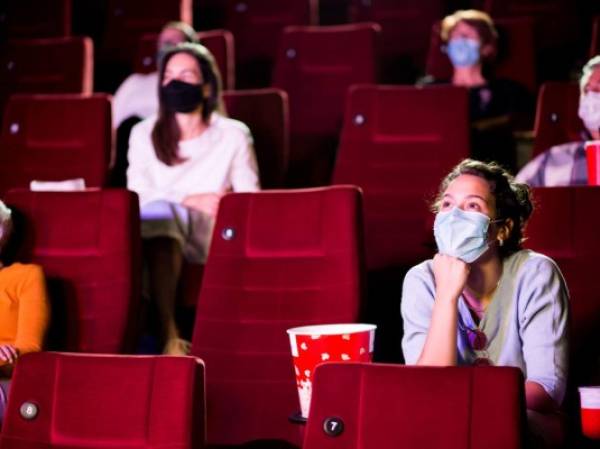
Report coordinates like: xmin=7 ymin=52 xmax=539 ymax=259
xmin=2 ymin=185 xmax=600 ymax=445
xmin=0 ymin=81 xmax=588 ymax=267
xmin=0 ymin=352 xmax=525 ymax=449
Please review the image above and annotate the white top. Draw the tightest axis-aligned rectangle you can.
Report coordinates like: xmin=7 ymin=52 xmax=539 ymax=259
xmin=401 ymin=250 xmax=569 ymax=404
xmin=112 ymin=72 xmax=159 ymax=129
xmin=127 ymin=113 xmax=260 ymax=207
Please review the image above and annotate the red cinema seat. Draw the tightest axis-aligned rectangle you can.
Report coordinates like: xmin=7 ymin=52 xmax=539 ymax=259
xmin=532 ymin=82 xmax=582 ymax=158
xmin=272 ymin=23 xmax=380 ymax=186
xmin=426 ymin=17 xmax=537 ymax=95
xmin=191 ymin=186 xmax=365 ymax=446
xmin=591 ymin=16 xmax=600 ymax=58
xmin=223 ymin=88 xmax=289 ymax=189
xmin=224 ymin=0 xmax=318 ymax=88
xmin=304 ymin=363 xmax=524 ymax=449
xmin=333 ymin=84 xmax=469 ymax=271
xmin=524 ymin=187 xmax=600 ymax=374
xmin=134 ymin=30 xmax=236 ymax=90
xmin=0 ymin=37 xmax=93 ymax=115
xmin=0 ymin=94 xmax=112 ymax=196
xmin=101 ymin=0 xmax=193 ymax=68
xmin=4 ymin=189 xmax=141 ymax=353
xmin=524 ymin=187 xmax=600 ymax=442
xmin=349 ymin=0 xmax=444 ymax=83
xmin=1 ymin=0 xmax=71 ymax=38
xmin=0 ymin=352 xmax=205 ymax=449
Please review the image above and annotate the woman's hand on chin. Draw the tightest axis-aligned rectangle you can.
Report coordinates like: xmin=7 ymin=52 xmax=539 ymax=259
xmin=182 ymin=192 xmax=224 ymax=217
xmin=433 ymin=253 xmax=470 ymax=303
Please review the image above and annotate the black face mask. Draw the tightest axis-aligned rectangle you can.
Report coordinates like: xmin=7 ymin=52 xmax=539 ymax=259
xmin=161 ymin=79 xmax=205 ymax=113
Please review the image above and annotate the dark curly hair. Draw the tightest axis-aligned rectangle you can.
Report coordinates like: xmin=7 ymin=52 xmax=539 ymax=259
xmin=432 ymin=159 xmax=534 ymax=258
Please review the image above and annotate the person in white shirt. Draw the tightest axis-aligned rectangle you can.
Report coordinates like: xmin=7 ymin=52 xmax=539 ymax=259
xmin=127 ymin=43 xmax=260 ymax=355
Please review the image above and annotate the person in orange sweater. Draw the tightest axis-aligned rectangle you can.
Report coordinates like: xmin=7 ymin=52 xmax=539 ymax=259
xmin=0 ymin=200 xmax=49 ymax=426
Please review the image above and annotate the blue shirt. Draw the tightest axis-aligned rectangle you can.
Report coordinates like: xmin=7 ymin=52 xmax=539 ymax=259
xmin=401 ymin=250 xmax=569 ymax=404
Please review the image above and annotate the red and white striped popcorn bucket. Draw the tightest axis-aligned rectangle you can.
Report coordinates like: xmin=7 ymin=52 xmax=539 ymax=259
xmin=287 ymin=323 xmax=376 ymax=419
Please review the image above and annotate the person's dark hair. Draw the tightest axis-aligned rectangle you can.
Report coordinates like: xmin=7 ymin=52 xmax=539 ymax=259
xmin=441 ymin=9 xmax=498 ymax=63
xmin=151 ymin=43 xmax=223 ymax=166
xmin=432 ymin=159 xmax=534 ymax=258
xmin=161 ymin=21 xmax=199 ymax=44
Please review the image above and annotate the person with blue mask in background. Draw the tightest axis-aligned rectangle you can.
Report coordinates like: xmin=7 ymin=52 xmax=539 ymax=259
xmin=420 ymin=10 xmax=533 ymax=173
xmin=401 ymin=159 xmax=568 ymax=449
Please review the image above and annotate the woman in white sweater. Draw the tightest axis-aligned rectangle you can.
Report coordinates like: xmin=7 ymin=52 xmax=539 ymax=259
xmin=127 ymin=43 xmax=260 ymax=355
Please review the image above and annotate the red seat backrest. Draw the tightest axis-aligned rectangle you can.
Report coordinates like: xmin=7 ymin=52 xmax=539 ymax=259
xmin=425 ymin=17 xmax=536 ymax=94
xmin=2 ymin=0 xmax=71 ymax=38
xmin=101 ymin=0 xmax=192 ymax=66
xmin=333 ymin=84 xmax=470 ymax=270
xmin=224 ymin=0 xmax=318 ymax=87
xmin=532 ymin=82 xmax=582 ymax=157
xmin=524 ymin=187 xmax=600 ymax=356
xmin=0 ymin=94 xmax=112 ymax=196
xmin=304 ymin=363 xmax=524 ymax=449
xmin=0 ymin=352 xmax=205 ymax=449
xmin=133 ymin=30 xmax=236 ymax=90
xmin=191 ymin=186 xmax=365 ymax=446
xmin=4 ymin=189 xmax=141 ymax=353
xmin=0 ymin=37 xmax=93 ymax=115
xmin=349 ymin=0 xmax=445 ymax=71
xmin=591 ymin=16 xmax=600 ymax=59
xmin=272 ymin=23 xmax=380 ymax=137
xmin=223 ymin=88 xmax=289 ymax=189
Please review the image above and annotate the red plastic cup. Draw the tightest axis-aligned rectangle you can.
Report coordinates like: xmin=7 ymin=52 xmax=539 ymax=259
xmin=585 ymin=141 xmax=600 ymax=185
xmin=579 ymin=387 xmax=600 ymax=439
xmin=287 ymin=323 xmax=376 ymax=419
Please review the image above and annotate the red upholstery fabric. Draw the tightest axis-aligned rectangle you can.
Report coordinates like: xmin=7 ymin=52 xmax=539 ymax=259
xmin=224 ymin=0 xmax=318 ymax=87
xmin=426 ymin=18 xmax=537 ymax=94
xmin=532 ymin=82 xmax=582 ymax=157
xmin=133 ymin=30 xmax=236 ymax=90
xmin=333 ymin=84 xmax=470 ymax=270
xmin=0 ymin=352 xmax=205 ymax=449
xmin=0 ymin=94 xmax=112 ymax=196
xmin=272 ymin=23 xmax=380 ymax=186
xmin=4 ymin=189 xmax=141 ymax=353
xmin=0 ymin=37 xmax=93 ymax=115
xmin=223 ymin=88 xmax=289 ymax=189
xmin=591 ymin=16 xmax=600 ymax=59
xmin=349 ymin=0 xmax=444 ymax=78
xmin=304 ymin=363 xmax=525 ymax=449
xmin=524 ymin=187 xmax=600 ymax=376
xmin=101 ymin=0 xmax=192 ymax=66
xmin=191 ymin=186 xmax=365 ymax=446
xmin=2 ymin=0 xmax=71 ymax=38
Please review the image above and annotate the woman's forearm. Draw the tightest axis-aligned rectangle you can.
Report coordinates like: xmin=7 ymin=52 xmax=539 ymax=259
xmin=526 ymin=381 xmax=559 ymax=414
xmin=417 ymin=295 xmax=459 ymax=366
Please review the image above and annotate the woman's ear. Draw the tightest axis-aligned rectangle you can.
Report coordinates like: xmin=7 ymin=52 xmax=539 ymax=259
xmin=202 ymin=84 xmax=211 ymax=98
xmin=498 ymin=218 xmax=514 ymax=243
xmin=480 ymin=43 xmax=495 ymax=60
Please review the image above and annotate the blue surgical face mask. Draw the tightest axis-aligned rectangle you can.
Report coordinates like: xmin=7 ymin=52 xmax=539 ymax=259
xmin=446 ymin=38 xmax=481 ymax=68
xmin=433 ymin=207 xmax=492 ymax=263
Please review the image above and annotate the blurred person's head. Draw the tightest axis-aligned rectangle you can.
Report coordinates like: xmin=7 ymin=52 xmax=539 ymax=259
xmin=578 ymin=55 xmax=600 ymax=136
xmin=0 ymin=201 xmax=13 ymax=258
xmin=156 ymin=21 xmax=198 ymax=67
xmin=152 ymin=43 xmax=223 ymax=166
xmin=441 ymin=10 xmax=498 ymax=70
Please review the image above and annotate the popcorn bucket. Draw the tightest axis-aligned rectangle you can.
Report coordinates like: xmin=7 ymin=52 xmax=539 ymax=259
xmin=579 ymin=386 xmax=600 ymax=439
xmin=287 ymin=323 xmax=376 ymax=419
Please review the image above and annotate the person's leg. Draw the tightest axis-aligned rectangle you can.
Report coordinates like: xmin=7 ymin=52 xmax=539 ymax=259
xmin=527 ymin=409 xmax=567 ymax=449
xmin=0 ymin=379 xmax=10 ymax=428
xmin=143 ymin=236 xmax=189 ymax=355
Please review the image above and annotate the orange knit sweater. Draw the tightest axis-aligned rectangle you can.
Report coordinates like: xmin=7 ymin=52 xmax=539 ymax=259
xmin=0 ymin=263 xmax=49 ymax=367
